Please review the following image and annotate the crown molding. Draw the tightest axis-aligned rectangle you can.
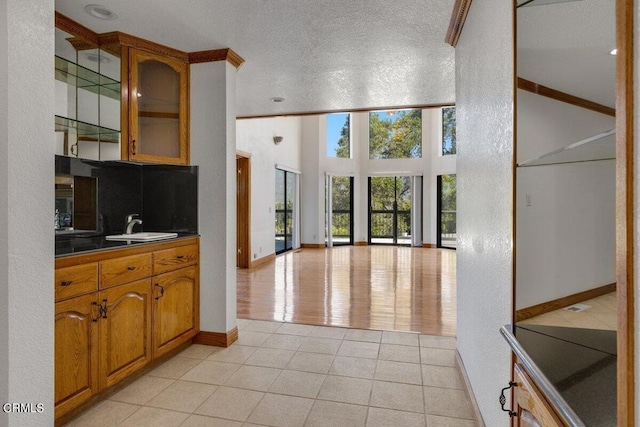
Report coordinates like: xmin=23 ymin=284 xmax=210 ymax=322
xmin=445 ymin=0 xmax=473 ymax=47
xmin=188 ymin=48 xmax=245 ymax=69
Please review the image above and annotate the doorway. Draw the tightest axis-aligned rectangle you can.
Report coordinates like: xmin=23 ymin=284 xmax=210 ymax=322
xmin=236 ymin=154 xmax=251 ymax=268
xmin=275 ymin=168 xmax=297 ymax=254
xmin=368 ymin=176 xmax=411 ymax=245
xmin=436 ymin=174 xmax=456 ymax=249
xmin=326 ymin=176 xmax=354 ymax=246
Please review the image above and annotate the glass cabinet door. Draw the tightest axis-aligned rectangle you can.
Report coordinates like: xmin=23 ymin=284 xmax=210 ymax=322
xmin=129 ymin=49 xmax=188 ymax=165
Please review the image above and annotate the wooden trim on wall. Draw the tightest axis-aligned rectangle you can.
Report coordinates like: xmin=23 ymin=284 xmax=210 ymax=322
xmin=353 ymin=241 xmax=368 ymax=247
xmin=517 ymin=78 xmax=616 ymax=117
xmin=237 ymin=103 xmax=454 ymax=120
xmin=188 ymin=48 xmax=245 ymax=69
xmin=193 ymin=327 xmax=239 ymax=348
xmin=55 ymin=12 xmax=99 ymax=45
xmin=445 ymin=0 xmax=474 ymax=47
xmin=301 ymin=243 xmax=325 ymax=249
xmin=515 ymin=283 xmax=617 ymax=322
xmin=455 ymin=350 xmax=486 ymax=427
xmin=616 ymin=0 xmax=635 ymax=424
xmin=250 ymin=253 xmax=276 ymax=269
xmin=422 ymin=243 xmax=436 ymax=248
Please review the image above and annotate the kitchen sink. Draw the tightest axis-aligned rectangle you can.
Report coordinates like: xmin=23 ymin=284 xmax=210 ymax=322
xmin=105 ymin=232 xmax=178 ymax=242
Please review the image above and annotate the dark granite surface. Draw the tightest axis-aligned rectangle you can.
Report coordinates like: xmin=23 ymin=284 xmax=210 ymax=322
xmin=55 ymin=233 xmax=198 ymax=257
xmin=514 ymin=324 xmax=616 ymax=427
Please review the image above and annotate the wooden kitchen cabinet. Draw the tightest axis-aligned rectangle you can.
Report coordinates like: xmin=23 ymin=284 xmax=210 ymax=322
xmin=98 ymin=279 xmax=153 ymax=389
xmin=513 ymin=364 xmax=563 ymax=427
xmin=54 ymin=293 xmax=100 ymax=419
xmin=153 ymin=266 xmax=199 ymax=358
xmin=54 ymin=237 xmax=199 ymax=420
xmin=128 ymin=48 xmax=189 ymax=165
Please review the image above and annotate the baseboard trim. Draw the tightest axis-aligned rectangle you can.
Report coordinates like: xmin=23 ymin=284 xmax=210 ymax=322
xmin=249 ymin=253 xmax=275 ymax=268
xmin=194 ymin=327 xmax=239 ymax=348
xmin=455 ymin=350 xmax=486 ymax=427
xmin=515 ymin=282 xmax=616 ymax=321
xmin=423 ymin=243 xmax=436 ymax=248
xmin=354 ymin=241 xmax=368 ymax=246
xmin=301 ymin=243 xmax=325 ymax=249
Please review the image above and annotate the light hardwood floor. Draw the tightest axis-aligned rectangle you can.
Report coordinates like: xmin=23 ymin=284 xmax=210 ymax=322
xmin=237 ymin=246 xmax=457 ymax=336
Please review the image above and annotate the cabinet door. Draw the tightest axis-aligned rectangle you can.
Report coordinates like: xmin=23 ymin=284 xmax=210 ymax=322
xmin=153 ymin=266 xmax=199 ymax=358
xmin=55 ymin=294 xmax=100 ymax=419
xmin=128 ymin=49 xmax=189 ymax=165
xmin=99 ymin=279 xmax=152 ymax=389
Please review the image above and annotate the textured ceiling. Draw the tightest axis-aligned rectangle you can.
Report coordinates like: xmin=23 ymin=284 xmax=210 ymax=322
xmin=55 ymin=0 xmax=456 ymax=117
xmin=517 ymin=0 xmax=616 ymax=107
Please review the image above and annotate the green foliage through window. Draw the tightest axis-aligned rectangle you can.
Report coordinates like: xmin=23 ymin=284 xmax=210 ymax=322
xmin=328 ymin=113 xmax=350 ymax=158
xmin=369 ymin=109 xmax=422 ymax=159
xmin=442 ymin=107 xmax=456 ymax=155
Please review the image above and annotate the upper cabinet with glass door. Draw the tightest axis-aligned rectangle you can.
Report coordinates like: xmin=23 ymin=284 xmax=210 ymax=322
xmin=128 ymin=49 xmax=189 ymax=165
xmin=54 ymin=27 xmax=121 ymax=161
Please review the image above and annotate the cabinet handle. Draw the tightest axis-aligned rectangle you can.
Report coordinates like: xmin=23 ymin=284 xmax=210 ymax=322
xmin=91 ymin=302 xmax=101 ymax=322
xmin=499 ymin=381 xmax=518 ymax=417
xmin=127 ymin=266 xmax=136 ymax=271
xmin=131 ymin=139 xmax=137 ymax=155
xmin=100 ymin=299 xmax=108 ymax=319
xmin=61 ymin=280 xmax=73 ymax=287
xmin=155 ymin=284 xmax=165 ymax=300
xmin=176 ymin=255 xmax=184 ymax=259
xmin=70 ymin=143 xmax=78 ymax=157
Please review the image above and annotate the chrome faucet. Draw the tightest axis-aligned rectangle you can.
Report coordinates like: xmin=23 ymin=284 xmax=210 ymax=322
xmin=124 ymin=214 xmax=143 ymax=235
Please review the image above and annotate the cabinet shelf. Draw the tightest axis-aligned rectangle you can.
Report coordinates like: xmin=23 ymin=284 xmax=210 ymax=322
xmin=55 ymin=115 xmax=120 ymax=144
xmin=518 ymin=129 xmax=616 ymax=167
xmin=55 ymin=56 xmax=121 ymax=101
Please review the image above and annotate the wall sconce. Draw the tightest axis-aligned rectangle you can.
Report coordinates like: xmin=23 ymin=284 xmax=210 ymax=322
xmin=273 ymin=136 xmax=283 ymax=145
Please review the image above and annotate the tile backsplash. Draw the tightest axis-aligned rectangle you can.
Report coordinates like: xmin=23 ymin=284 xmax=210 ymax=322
xmin=55 ymin=156 xmax=198 ymax=235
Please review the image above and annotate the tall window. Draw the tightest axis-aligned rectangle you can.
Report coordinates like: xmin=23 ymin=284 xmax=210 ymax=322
xmin=442 ymin=107 xmax=456 ymax=155
xmin=437 ymin=174 xmax=456 ymax=249
xmin=327 ymin=113 xmax=350 ymax=158
xmin=369 ymin=109 xmax=422 ymax=159
xmin=275 ymin=169 xmax=296 ymax=254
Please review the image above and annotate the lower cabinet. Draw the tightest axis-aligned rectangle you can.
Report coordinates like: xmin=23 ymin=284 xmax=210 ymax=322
xmin=54 ymin=294 xmax=100 ymax=419
xmin=153 ymin=266 xmax=199 ymax=358
xmin=54 ymin=238 xmax=199 ymax=420
xmin=99 ymin=279 xmax=153 ymax=389
xmin=514 ymin=364 xmax=563 ymax=427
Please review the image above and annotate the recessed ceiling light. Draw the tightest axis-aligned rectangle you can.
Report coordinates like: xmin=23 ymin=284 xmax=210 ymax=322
xmin=85 ymin=4 xmax=118 ymax=20
xmin=271 ymin=97 xmax=285 ymax=103
xmin=609 ymin=48 xmax=618 ymax=55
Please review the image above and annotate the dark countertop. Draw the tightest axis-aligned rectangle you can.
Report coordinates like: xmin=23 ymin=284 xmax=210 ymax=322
xmin=502 ymin=324 xmax=616 ymax=427
xmin=55 ymin=233 xmax=199 ymax=257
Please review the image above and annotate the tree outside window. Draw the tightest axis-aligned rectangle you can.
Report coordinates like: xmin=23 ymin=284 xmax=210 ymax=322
xmin=368 ymin=109 xmax=422 ymax=159
xmin=442 ymin=107 xmax=456 ymax=155
xmin=327 ymin=113 xmax=350 ymax=158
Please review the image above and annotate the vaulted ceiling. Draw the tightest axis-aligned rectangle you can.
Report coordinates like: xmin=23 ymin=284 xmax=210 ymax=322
xmin=55 ymin=0 xmax=457 ymax=117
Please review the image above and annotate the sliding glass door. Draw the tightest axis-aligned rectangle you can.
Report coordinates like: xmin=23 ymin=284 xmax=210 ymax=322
xmin=368 ymin=176 xmax=411 ymax=245
xmin=326 ymin=176 xmax=354 ymax=246
xmin=275 ymin=169 xmax=296 ymax=254
xmin=437 ymin=174 xmax=457 ymax=249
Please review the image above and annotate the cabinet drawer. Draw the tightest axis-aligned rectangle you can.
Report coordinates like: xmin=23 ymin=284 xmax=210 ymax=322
xmin=514 ymin=364 xmax=563 ymax=427
xmin=154 ymin=244 xmax=198 ymax=275
xmin=100 ymin=253 xmax=153 ymax=289
xmin=55 ymin=263 xmax=98 ymax=302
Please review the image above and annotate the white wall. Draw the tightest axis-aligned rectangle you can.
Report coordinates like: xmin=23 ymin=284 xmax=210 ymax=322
xmin=236 ymin=116 xmax=302 ymax=259
xmin=2 ymin=1 xmax=55 ymax=425
xmin=300 ymin=109 xmax=455 ymax=246
xmin=191 ymin=61 xmax=237 ymax=333
xmin=516 ymin=92 xmax=616 ymax=309
xmin=455 ymin=1 xmax=514 ymax=426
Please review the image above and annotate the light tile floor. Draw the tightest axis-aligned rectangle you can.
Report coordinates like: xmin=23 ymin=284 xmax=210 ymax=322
xmin=518 ymin=292 xmax=617 ymax=330
xmin=66 ymin=319 xmax=477 ymax=427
